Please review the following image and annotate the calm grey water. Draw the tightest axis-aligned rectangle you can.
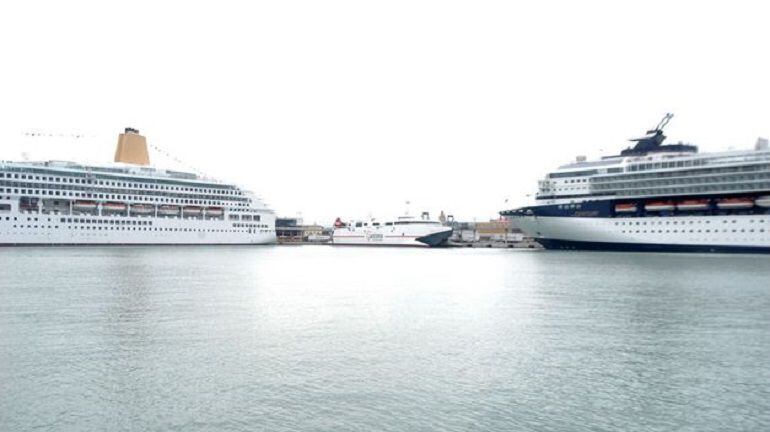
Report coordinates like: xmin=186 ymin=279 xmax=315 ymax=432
xmin=1 ymin=246 xmax=769 ymax=431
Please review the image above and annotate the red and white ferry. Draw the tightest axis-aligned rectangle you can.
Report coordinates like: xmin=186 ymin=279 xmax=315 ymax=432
xmin=331 ymin=213 xmax=452 ymax=247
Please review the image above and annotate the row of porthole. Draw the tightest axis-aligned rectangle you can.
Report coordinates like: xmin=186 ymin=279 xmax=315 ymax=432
xmin=4 ymin=188 xmax=230 ymax=207
xmin=0 ymin=172 xmax=242 ymax=196
xmin=58 ymin=217 xmax=152 ymax=225
xmin=616 ymin=220 xmax=712 ymax=226
xmin=621 ymin=228 xmax=765 ymax=234
xmin=3 ymin=215 xmax=263 ymax=225
xmin=7 ymin=225 xmax=275 ymax=233
xmin=615 ymin=219 xmax=769 ymax=226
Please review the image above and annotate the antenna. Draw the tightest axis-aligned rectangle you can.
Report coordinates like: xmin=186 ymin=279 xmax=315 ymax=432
xmin=652 ymin=113 xmax=673 ymax=133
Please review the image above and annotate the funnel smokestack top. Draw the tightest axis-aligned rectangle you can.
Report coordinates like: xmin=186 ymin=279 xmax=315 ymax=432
xmin=114 ymin=127 xmax=150 ymax=165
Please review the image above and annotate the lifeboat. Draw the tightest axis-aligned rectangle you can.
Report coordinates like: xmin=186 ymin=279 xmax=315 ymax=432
xmin=754 ymin=196 xmax=770 ymax=208
xmin=614 ymin=203 xmax=637 ymax=213
xmin=716 ymin=198 xmax=754 ymax=210
xmin=158 ymin=205 xmax=180 ymax=216
xmin=131 ymin=204 xmax=154 ymax=215
xmin=102 ymin=202 xmax=127 ymax=212
xmin=644 ymin=201 xmax=675 ymax=212
xmin=206 ymin=207 xmax=223 ymax=217
xmin=73 ymin=200 xmax=97 ymax=211
xmin=676 ymin=199 xmax=710 ymax=211
xmin=183 ymin=206 xmax=202 ymax=216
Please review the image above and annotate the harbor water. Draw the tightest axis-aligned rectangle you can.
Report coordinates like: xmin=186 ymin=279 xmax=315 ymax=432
xmin=1 ymin=246 xmax=768 ymax=431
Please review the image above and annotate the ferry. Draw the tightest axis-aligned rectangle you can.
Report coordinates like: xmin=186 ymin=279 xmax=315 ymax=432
xmin=501 ymin=114 xmax=770 ymax=253
xmin=331 ymin=212 xmax=452 ymax=247
xmin=0 ymin=128 xmax=276 ymax=245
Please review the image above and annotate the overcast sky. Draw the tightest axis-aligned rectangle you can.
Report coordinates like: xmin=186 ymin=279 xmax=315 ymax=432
xmin=2 ymin=1 xmax=769 ymax=224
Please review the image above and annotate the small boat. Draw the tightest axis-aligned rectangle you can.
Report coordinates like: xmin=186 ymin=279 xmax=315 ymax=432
xmin=754 ymin=196 xmax=770 ymax=208
xmin=158 ymin=205 xmax=180 ymax=216
xmin=614 ymin=203 xmax=637 ymax=213
xmin=644 ymin=201 xmax=675 ymax=212
xmin=102 ymin=202 xmax=127 ymax=212
xmin=183 ymin=206 xmax=202 ymax=216
xmin=130 ymin=204 xmax=154 ymax=215
xmin=206 ymin=207 xmax=224 ymax=217
xmin=73 ymin=200 xmax=97 ymax=211
xmin=716 ymin=198 xmax=754 ymax=210
xmin=676 ymin=199 xmax=710 ymax=211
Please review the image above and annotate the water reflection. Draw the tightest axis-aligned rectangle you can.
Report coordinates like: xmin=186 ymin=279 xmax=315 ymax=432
xmin=0 ymin=247 xmax=768 ymax=431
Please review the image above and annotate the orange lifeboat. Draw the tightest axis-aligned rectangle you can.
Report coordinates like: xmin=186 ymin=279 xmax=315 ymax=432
xmin=676 ymin=199 xmax=710 ymax=211
xmin=183 ymin=206 xmax=202 ymax=216
xmin=158 ymin=205 xmax=180 ymax=216
xmin=716 ymin=197 xmax=754 ymax=210
xmin=102 ymin=202 xmax=127 ymax=212
xmin=73 ymin=200 xmax=97 ymax=211
xmin=130 ymin=204 xmax=154 ymax=215
xmin=206 ymin=207 xmax=224 ymax=217
xmin=614 ymin=203 xmax=637 ymax=213
xmin=644 ymin=201 xmax=675 ymax=212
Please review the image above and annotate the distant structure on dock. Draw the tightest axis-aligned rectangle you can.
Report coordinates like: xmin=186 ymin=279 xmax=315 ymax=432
xmin=276 ymin=217 xmax=330 ymax=244
xmin=445 ymin=216 xmax=538 ymax=248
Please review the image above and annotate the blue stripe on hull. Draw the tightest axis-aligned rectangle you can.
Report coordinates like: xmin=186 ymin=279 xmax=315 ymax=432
xmin=416 ymin=230 xmax=453 ymax=247
xmin=537 ymin=238 xmax=770 ymax=254
xmin=500 ymin=191 xmax=770 ymax=218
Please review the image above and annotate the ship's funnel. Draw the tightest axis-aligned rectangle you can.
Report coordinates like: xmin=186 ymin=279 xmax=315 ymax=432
xmin=114 ymin=127 xmax=150 ymax=165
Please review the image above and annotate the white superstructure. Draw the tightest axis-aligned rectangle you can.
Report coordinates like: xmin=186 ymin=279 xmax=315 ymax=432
xmin=331 ymin=213 xmax=452 ymax=247
xmin=0 ymin=128 xmax=276 ymax=245
xmin=502 ymin=114 xmax=770 ymax=253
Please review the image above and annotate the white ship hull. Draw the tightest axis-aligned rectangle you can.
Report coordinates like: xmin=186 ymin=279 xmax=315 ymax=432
xmin=515 ymin=214 xmax=770 ymax=252
xmin=0 ymin=210 xmax=276 ymax=245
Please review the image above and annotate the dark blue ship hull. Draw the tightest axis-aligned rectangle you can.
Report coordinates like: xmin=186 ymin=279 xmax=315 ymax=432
xmin=537 ymin=238 xmax=770 ymax=254
xmin=501 ymin=193 xmax=770 ymax=254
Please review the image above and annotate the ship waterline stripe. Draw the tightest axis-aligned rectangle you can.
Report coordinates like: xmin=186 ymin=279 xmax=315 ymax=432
xmin=535 ymin=238 xmax=770 ymax=254
xmin=333 ymin=235 xmax=423 ymax=238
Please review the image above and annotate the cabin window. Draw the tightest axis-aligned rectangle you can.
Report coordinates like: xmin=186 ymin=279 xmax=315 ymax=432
xmin=385 ymin=222 xmax=393 ymax=226
xmin=355 ymin=222 xmax=363 ymax=228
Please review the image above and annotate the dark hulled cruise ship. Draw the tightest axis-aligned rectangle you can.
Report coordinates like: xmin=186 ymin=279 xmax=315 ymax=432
xmin=501 ymin=114 xmax=770 ymax=253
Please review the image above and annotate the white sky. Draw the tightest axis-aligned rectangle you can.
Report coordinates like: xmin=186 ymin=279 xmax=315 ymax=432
xmin=2 ymin=1 xmax=769 ymax=224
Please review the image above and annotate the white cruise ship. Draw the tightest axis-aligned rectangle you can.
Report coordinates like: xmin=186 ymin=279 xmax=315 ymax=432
xmin=501 ymin=114 xmax=770 ymax=253
xmin=0 ymin=128 xmax=276 ymax=245
xmin=332 ymin=213 xmax=452 ymax=247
